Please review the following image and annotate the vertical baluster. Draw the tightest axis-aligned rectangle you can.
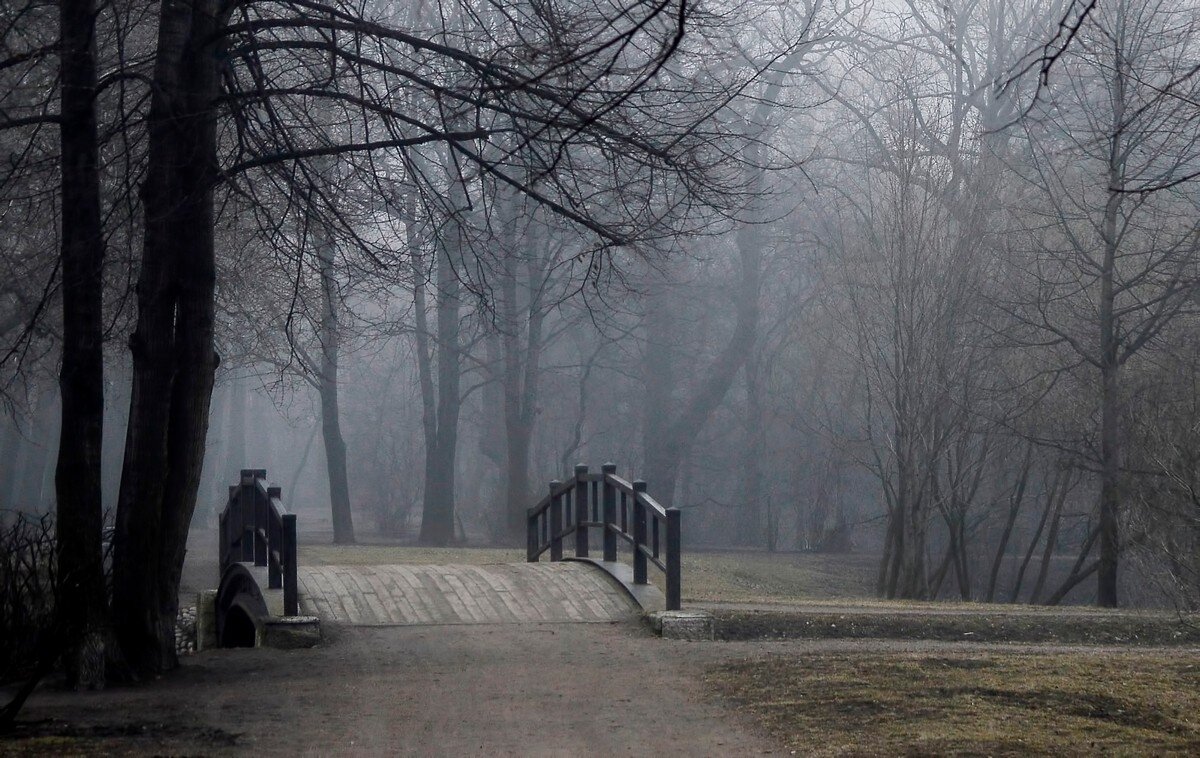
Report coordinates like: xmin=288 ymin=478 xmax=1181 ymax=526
xmin=283 ymin=513 xmax=298 ymax=616
xmin=527 ymin=505 xmax=538 ymax=562
xmin=652 ymin=515 xmax=659 ymax=560
xmin=550 ymin=481 xmax=563 ymax=561
xmin=226 ymin=485 xmax=237 ymax=565
xmin=239 ymin=470 xmax=255 ymax=562
xmin=255 ymin=477 xmax=268 ymax=567
xmin=218 ymin=510 xmax=227 ymax=571
xmin=268 ymin=485 xmax=282 ymax=588
xmin=602 ymin=463 xmax=617 ymax=562
xmin=666 ymin=508 xmax=681 ymax=611
xmin=574 ymin=464 xmax=589 ymax=557
xmin=632 ymin=480 xmax=647 ymax=584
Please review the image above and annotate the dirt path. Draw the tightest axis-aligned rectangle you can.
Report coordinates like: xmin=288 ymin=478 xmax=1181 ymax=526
xmin=5 ymin=621 xmax=780 ymax=756
xmin=10 ymin=616 xmax=1198 ymax=756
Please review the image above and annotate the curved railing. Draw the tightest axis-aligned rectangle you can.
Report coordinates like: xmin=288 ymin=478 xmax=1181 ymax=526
xmin=526 ymin=463 xmax=681 ymax=611
xmin=218 ymin=469 xmax=299 ymax=616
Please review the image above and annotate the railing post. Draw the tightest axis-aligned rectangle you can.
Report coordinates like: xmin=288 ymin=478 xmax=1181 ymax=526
xmin=218 ymin=510 xmax=227 ymax=571
xmin=225 ymin=485 xmax=237 ymax=568
xmin=239 ymin=470 xmax=255 ymax=561
xmin=526 ymin=507 xmax=538 ymax=562
xmin=282 ymin=513 xmax=298 ymax=616
xmin=601 ymin=463 xmax=617 ymax=562
xmin=574 ymin=464 xmax=589 ymax=558
xmin=549 ymin=481 xmax=563 ymax=561
xmin=666 ymin=507 xmax=681 ymax=611
xmin=254 ymin=476 xmax=267 ymax=568
xmin=632 ymin=480 xmax=648 ymax=584
xmin=267 ymin=485 xmax=282 ymax=589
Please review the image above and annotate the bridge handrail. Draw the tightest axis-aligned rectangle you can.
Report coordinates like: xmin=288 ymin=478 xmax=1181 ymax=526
xmin=218 ymin=469 xmax=298 ymax=616
xmin=526 ymin=463 xmax=681 ymax=611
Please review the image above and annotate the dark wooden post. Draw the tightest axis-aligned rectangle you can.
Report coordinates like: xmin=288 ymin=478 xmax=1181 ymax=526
xmin=267 ymin=484 xmax=282 ymax=589
xmin=666 ymin=507 xmax=681 ymax=610
xmin=224 ymin=484 xmax=237 ymax=567
xmin=282 ymin=513 xmax=298 ymax=616
xmin=526 ymin=507 xmax=538 ymax=562
xmin=218 ymin=510 xmax=227 ymax=570
xmin=254 ymin=476 xmax=267 ymax=567
xmin=550 ymin=480 xmax=563 ymax=561
xmin=574 ymin=464 xmax=589 ymax=558
xmin=601 ymin=463 xmax=617 ymax=562
xmin=239 ymin=469 xmax=255 ymax=561
xmin=632 ymin=480 xmax=648 ymax=584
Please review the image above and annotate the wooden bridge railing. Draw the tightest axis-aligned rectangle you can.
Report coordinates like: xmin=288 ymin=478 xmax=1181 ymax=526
xmin=526 ymin=463 xmax=681 ymax=611
xmin=219 ymin=469 xmax=299 ymax=616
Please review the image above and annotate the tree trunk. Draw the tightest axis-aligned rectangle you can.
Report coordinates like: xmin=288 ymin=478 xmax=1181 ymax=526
xmin=1096 ymin=52 xmax=1126 ymax=608
xmin=737 ymin=350 xmax=765 ymax=546
xmin=55 ymin=0 xmax=107 ymax=688
xmin=986 ymin=446 xmax=1032 ymax=602
xmin=317 ymin=238 xmax=355 ymax=544
xmin=642 ymin=127 xmax=763 ymax=501
xmin=111 ymin=0 xmax=222 ymax=678
xmin=501 ymin=222 xmax=546 ymax=540
xmin=222 ymin=379 xmax=246 ymax=485
xmin=417 ymin=177 xmax=464 ymax=546
xmin=1029 ymin=485 xmax=1067 ymax=604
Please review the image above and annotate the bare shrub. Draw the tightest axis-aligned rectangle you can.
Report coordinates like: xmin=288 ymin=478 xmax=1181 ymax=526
xmin=0 ymin=511 xmax=57 ymax=685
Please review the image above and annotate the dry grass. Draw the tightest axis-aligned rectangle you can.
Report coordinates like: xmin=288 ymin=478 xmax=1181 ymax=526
xmin=707 ymin=651 xmax=1200 ymax=756
xmin=677 ymin=551 xmax=876 ymax=603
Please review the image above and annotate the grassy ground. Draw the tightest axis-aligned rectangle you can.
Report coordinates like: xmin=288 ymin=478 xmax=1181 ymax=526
xmin=711 ymin=608 xmax=1200 ymax=645
xmin=706 ymin=650 xmax=1200 ymax=756
xmin=678 ymin=551 xmax=877 ymax=603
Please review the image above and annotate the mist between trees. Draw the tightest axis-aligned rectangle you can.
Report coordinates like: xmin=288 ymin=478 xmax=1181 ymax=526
xmin=1 ymin=0 xmax=1199 ymax=689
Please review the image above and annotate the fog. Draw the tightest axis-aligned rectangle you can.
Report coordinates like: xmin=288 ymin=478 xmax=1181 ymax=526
xmin=3 ymin=0 xmax=1200 ymax=620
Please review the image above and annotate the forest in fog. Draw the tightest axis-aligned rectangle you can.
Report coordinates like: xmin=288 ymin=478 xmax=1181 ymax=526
xmin=2 ymin=0 xmax=1200 ymax=681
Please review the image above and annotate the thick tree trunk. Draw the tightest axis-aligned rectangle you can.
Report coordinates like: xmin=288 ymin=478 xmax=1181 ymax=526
xmin=417 ymin=179 xmax=464 ymax=546
xmin=504 ymin=421 xmax=532 ymax=536
xmin=641 ymin=264 xmax=678 ymax=493
xmin=55 ymin=0 xmax=107 ymax=688
xmin=318 ymin=239 xmax=355 ymax=544
xmin=111 ymin=0 xmax=222 ymax=678
xmin=642 ymin=150 xmax=762 ymax=502
xmin=891 ymin=428 xmax=928 ymax=599
xmin=501 ymin=226 xmax=546 ymax=540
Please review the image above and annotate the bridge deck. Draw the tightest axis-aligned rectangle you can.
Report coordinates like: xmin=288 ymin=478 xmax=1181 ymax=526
xmin=297 ymin=562 xmax=639 ymax=625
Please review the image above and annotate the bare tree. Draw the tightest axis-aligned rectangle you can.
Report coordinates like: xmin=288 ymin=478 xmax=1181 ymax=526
xmin=1005 ymin=0 xmax=1200 ymax=606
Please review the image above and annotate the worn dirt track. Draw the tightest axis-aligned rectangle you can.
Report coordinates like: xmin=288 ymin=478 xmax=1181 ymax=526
xmin=5 ymin=621 xmax=781 ymax=756
xmin=11 ymin=619 xmax=1200 ymax=756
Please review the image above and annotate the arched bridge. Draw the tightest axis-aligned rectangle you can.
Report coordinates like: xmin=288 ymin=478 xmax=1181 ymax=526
xmin=214 ymin=467 xmax=682 ymax=646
